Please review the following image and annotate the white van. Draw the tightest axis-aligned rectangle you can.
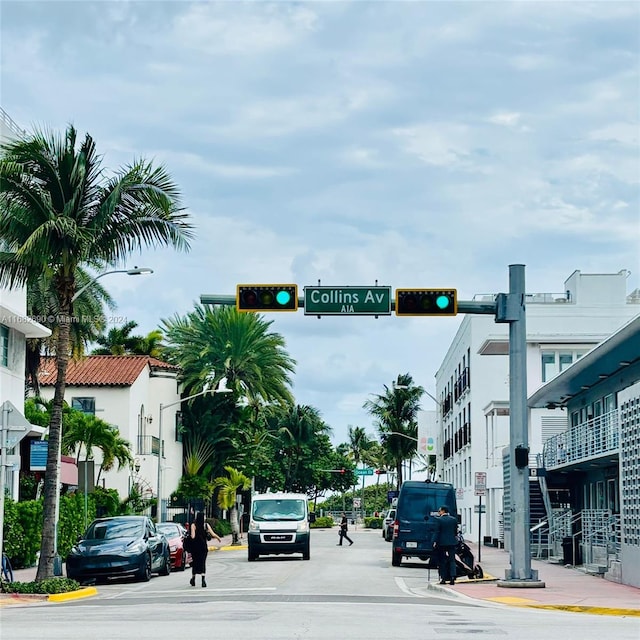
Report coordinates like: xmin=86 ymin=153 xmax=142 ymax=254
xmin=247 ymin=492 xmax=315 ymax=561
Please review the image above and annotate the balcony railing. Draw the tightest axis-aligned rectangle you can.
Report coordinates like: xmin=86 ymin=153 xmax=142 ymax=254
xmin=137 ymin=435 xmax=161 ymax=456
xmin=542 ymin=409 xmax=619 ymax=469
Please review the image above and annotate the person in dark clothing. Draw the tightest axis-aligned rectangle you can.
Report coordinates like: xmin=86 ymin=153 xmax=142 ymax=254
xmin=337 ymin=512 xmax=354 ymax=546
xmin=189 ymin=511 xmax=221 ymax=587
xmin=433 ymin=505 xmax=458 ymax=585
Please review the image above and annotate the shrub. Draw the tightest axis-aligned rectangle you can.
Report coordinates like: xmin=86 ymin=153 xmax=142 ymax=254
xmin=310 ymin=516 xmax=334 ymax=528
xmin=1 ymin=577 xmax=81 ymax=594
xmin=365 ymin=516 xmax=383 ymax=529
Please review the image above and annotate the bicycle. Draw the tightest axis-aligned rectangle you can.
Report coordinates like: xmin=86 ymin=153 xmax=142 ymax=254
xmin=1 ymin=552 xmax=13 ymax=584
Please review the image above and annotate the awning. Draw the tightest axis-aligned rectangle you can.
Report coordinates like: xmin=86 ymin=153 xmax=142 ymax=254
xmin=61 ymin=456 xmax=78 ymax=486
xmin=0 ymin=302 xmax=51 ymax=338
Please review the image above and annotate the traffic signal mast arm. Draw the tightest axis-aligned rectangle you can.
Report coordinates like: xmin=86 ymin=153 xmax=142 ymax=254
xmin=200 ymin=293 xmax=499 ymax=315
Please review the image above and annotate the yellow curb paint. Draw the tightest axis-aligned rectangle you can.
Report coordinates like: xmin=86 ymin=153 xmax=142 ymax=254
xmin=487 ymin=596 xmax=538 ymax=604
xmin=48 ymin=587 xmax=97 ymax=602
xmin=524 ymin=605 xmax=640 ymax=617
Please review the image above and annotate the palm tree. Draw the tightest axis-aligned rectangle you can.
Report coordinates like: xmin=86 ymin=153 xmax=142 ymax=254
xmin=347 ymin=426 xmax=374 ymax=517
xmin=271 ymin=404 xmax=331 ymax=492
xmin=363 ymin=373 xmax=424 ymax=488
xmin=0 ymin=124 xmax=193 ymax=579
xmin=212 ymin=466 xmax=251 ymax=545
xmin=91 ymin=320 xmax=141 ymax=355
xmin=26 ymin=266 xmax=116 ymax=395
xmin=161 ymin=305 xmax=295 ymax=403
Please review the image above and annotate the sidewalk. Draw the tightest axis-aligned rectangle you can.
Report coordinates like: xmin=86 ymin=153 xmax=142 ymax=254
xmin=434 ymin=540 xmax=640 ymax=616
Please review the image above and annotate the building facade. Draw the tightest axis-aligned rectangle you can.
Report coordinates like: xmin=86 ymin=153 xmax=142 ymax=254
xmin=529 ymin=315 xmax=640 ymax=587
xmin=434 ymin=270 xmax=639 ymax=547
xmin=37 ymin=355 xmax=183 ymax=519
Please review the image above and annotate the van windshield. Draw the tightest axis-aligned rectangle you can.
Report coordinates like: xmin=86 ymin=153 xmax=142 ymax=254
xmin=400 ymin=488 xmax=453 ymax=518
xmin=252 ymin=499 xmax=306 ymax=521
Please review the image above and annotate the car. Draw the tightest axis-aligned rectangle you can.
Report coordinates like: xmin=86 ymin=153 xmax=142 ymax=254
xmin=66 ymin=515 xmax=171 ymax=583
xmin=157 ymin=522 xmax=192 ymax=571
xmin=381 ymin=508 xmax=396 ymax=542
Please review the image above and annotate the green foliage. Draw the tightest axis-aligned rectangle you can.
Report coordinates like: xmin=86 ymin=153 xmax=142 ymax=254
xmin=310 ymin=516 xmax=334 ymax=528
xmin=91 ymin=487 xmax=120 ymax=517
xmin=365 ymin=517 xmax=383 ymax=529
xmin=207 ymin=518 xmax=232 ymax=537
xmin=172 ymin=474 xmax=215 ymax=503
xmin=18 ymin=472 xmax=40 ymax=501
xmin=1 ymin=578 xmax=81 ymax=594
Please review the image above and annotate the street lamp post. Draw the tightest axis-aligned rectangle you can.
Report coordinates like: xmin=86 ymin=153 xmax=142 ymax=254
xmin=71 ymin=266 xmax=153 ymax=302
xmin=156 ymin=379 xmax=231 ymax=523
xmin=50 ymin=266 xmax=154 ymax=575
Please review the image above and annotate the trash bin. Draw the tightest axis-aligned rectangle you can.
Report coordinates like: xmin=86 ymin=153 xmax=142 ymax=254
xmin=561 ymin=537 xmax=581 ymax=565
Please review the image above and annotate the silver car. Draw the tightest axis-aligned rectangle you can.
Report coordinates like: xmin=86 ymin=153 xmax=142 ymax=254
xmin=381 ymin=508 xmax=396 ymax=542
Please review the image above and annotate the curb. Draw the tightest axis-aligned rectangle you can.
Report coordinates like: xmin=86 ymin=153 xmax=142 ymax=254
xmin=48 ymin=586 xmax=98 ymax=602
xmin=0 ymin=586 xmax=97 ymax=605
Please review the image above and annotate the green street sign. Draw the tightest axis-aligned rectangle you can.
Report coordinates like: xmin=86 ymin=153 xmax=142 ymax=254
xmin=304 ymin=286 xmax=392 ymax=316
xmin=355 ymin=468 xmax=374 ymax=476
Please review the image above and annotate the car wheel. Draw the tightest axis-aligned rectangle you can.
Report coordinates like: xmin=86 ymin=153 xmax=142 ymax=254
xmin=160 ymin=550 xmax=171 ymax=576
xmin=302 ymin=542 xmax=310 ymax=561
xmin=392 ymin=550 xmax=402 ymax=567
xmin=137 ymin=553 xmax=152 ymax=582
xmin=248 ymin=546 xmax=258 ymax=562
xmin=179 ymin=550 xmax=187 ymax=571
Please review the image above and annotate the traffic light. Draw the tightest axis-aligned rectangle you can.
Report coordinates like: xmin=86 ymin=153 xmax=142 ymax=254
xmin=340 ymin=468 xmax=346 ymax=475
xmin=395 ymin=288 xmax=457 ymax=316
xmin=375 ymin=469 xmax=386 ymax=475
xmin=236 ymin=284 xmax=298 ymax=312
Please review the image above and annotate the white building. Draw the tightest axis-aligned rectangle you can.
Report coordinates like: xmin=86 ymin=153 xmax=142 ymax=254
xmin=1 ymin=107 xmax=51 ymax=500
xmin=37 ymin=355 xmax=183 ymax=519
xmin=434 ymin=270 xmax=639 ymax=545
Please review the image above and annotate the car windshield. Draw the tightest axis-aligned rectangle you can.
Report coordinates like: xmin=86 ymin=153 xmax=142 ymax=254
xmin=157 ymin=523 xmax=180 ymax=537
xmin=252 ymin=499 xmax=306 ymax=521
xmin=86 ymin=519 xmax=144 ymax=540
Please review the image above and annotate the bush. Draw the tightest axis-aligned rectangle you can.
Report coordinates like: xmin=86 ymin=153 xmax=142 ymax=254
xmin=0 ymin=577 xmax=81 ymax=594
xmin=310 ymin=516 xmax=334 ymax=528
xmin=365 ymin=516 xmax=383 ymax=529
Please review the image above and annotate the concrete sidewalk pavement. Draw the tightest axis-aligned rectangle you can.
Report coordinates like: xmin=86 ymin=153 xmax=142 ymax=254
xmin=432 ymin=540 xmax=640 ymax=617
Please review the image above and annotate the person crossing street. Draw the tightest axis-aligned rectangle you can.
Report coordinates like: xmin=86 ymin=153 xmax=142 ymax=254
xmin=337 ymin=512 xmax=354 ymax=546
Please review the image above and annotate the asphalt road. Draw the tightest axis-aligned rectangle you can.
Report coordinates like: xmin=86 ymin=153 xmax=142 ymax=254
xmin=3 ymin=528 xmax=639 ymax=640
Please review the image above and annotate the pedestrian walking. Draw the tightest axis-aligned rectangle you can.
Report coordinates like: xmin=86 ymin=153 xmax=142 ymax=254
xmin=337 ymin=512 xmax=354 ymax=546
xmin=433 ymin=505 xmax=458 ymax=584
xmin=189 ymin=511 xmax=221 ymax=587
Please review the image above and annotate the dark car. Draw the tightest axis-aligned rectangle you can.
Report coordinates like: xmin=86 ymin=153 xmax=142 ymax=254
xmin=66 ymin=515 xmax=171 ymax=583
xmin=157 ymin=522 xmax=191 ymax=571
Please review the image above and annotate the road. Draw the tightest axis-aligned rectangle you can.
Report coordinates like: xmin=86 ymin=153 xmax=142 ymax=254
xmin=3 ymin=528 xmax=639 ymax=639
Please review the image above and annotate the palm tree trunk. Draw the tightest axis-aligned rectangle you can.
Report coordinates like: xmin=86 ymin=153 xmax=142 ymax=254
xmin=396 ymin=461 xmax=403 ymax=490
xmin=36 ymin=310 xmax=72 ymax=580
xmin=230 ymin=505 xmax=240 ymax=544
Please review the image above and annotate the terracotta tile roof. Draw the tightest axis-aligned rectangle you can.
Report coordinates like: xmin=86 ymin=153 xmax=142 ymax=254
xmin=39 ymin=355 xmax=179 ymax=387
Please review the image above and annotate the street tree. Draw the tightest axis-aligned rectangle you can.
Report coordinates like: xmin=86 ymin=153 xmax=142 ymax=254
xmin=363 ymin=373 xmax=424 ymax=488
xmin=0 ymin=124 xmax=193 ymax=579
xmin=212 ymin=466 xmax=251 ymax=545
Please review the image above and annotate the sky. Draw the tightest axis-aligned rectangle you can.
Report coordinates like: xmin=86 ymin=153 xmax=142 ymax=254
xmin=2 ymin=0 xmax=639 ymax=446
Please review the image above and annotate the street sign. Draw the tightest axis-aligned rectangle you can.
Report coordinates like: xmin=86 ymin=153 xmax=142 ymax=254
xmin=1 ymin=400 xmax=32 ymax=449
xmin=355 ymin=467 xmax=374 ymax=476
xmin=474 ymin=471 xmax=487 ymax=496
xmin=304 ymin=286 xmax=392 ymax=316
xmin=474 ymin=504 xmax=486 ymax=513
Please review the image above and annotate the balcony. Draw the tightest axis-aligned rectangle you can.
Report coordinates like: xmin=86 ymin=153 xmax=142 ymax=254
xmin=137 ymin=435 xmax=162 ymax=457
xmin=542 ymin=409 xmax=619 ymax=470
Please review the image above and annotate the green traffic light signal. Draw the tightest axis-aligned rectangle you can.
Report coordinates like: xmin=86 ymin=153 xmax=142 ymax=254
xmin=395 ymin=288 xmax=457 ymax=316
xmin=237 ymin=284 xmax=298 ymax=312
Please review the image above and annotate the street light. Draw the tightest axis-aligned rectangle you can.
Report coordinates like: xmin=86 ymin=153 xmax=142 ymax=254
xmin=156 ymin=378 xmax=232 ymax=523
xmin=71 ymin=266 xmax=153 ymax=302
xmin=50 ymin=266 xmax=154 ymax=574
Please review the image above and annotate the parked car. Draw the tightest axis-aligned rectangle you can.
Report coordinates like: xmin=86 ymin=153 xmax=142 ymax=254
xmin=157 ymin=522 xmax=191 ymax=571
xmin=382 ymin=508 xmax=396 ymax=541
xmin=66 ymin=515 xmax=171 ymax=583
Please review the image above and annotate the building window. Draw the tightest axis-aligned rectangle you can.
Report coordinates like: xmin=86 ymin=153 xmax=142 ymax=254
xmin=71 ymin=397 xmax=96 ymax=415
xmin=559 ymin=353 xmax=573 ymax=372
xmin=0 ymin=324 xmax=8 ymax=367
xmin=541 ymin=352 xmax=555 ymax=382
